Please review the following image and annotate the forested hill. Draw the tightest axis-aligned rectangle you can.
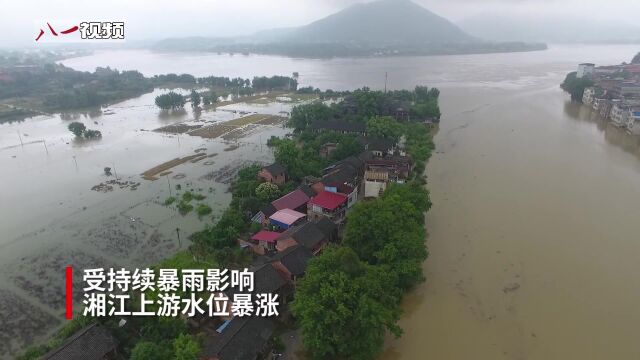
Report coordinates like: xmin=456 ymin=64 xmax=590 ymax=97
xmin=153 ymin=0 xmax=547 ymax=57
xmin=267 ymin=0 xmax=475 ymax=45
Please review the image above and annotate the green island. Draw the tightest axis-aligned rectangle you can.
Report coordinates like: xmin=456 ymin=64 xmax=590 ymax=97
xmin=17 ymin=83 xmax=438 ymax=360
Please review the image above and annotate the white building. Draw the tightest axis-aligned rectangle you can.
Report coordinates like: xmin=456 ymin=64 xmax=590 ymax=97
xmin=626 ymin=109 xmax=640 ymax=135
xmin=610 ymin=103 xmax=629 ymax=127
xmin=582 ymin=87 xmax=596 ymax=105
xmin=577 ymin=63 xmax=595 ymax=78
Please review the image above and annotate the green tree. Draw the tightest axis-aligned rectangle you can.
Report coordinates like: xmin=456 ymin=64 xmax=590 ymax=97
xmin=202 ymin=91 xmax=217 ymax=105
xmin=190 ymin=90 xmax=201 ymax=108
xmin=289 ymin=103 xmax=335 ymax=130
xmin=274 ymin=140 xmax=300 ymax=174
xmin=343 ymin=187 xmax=429 ymax=290
xmin=83 ymin=129 xmax=102 ymax=139
xmin=130 ymin=341 xmax=173 ymax=360
xmin=173 ymin=334 xmax=201 ymax=360
xmin=155 ymin=91 xmax=186 ymax=110
xmin=255 ymin=182 xmax=281 ymax=202
xmin=367 ymin=116 xmax=402 ymax=141
xmin=561 ymin=72 xmax=594 ymax=102
xmin=292 ymin=247 xmax=402 ymax=360
xmin=68 ymin=121 xmax=86 ymax=137
xmin=331 ymin=136 xmax=363 ymax=161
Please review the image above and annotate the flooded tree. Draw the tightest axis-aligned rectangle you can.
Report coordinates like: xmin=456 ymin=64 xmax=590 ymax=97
xmin=189 ymin=90 xmax=201 ymax=108
xmin=155 ymin=91 xmax=186 ymax=111
xmin=67 ymin=122 xmax=86 ymax=137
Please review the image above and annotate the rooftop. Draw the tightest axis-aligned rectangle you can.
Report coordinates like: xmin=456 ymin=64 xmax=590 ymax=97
xmin=272 ymin=189 xmax=310 ymax=211
xmin=251 ymin=230 xmax=281 ymax=243
xmin=314 ymin=217 xmax=337 ymax=238
xmin=269 ymin=208 xmax=306 ymax=226
xmin=201 ymin=317 xmax=275 ymax=360
xmin=308 ymin=191 xmax=348 ymax=210
xmin=263 ymin=163 xmax=287 ymax=176
xmin=271 ymin=245 xmax=312 ymax=276
xmin=42 ymin=324 xmax=117 ymax=360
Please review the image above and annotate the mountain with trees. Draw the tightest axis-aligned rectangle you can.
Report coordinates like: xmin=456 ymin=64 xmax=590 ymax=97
xmin=153 ymin=0 xmax=546 ymax=57
xmin=633 ymin=52 xmax=640 ymax=64
xmin=267 ymin=0 xmax=474 ymax=45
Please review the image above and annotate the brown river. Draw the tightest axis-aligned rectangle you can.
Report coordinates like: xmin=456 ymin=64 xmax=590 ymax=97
xmin=5 ymin=44 xmax=640 ymax=359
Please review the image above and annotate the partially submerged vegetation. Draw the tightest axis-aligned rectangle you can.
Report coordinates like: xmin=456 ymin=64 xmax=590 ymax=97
xmin=67 ymin=121 xmax=102 ymax=139
xmin=561 ymin=72 xmax=594 ymax=102
xmin=17 ymin=85 xmax=438 ymax=360
xmin=0 ymin=51 xmax=298 ymax=119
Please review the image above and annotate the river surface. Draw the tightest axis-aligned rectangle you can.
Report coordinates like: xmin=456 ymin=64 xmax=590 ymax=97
xmin=5 ymin=44 xmax=640 ymax=359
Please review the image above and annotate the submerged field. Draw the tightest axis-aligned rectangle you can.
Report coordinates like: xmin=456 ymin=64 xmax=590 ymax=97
xmin=0 ymin=90 xmax=312 ymax=358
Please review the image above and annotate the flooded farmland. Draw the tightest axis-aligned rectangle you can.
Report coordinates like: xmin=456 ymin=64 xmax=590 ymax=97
xmin=0 ymin=89 xmax=299 ymax=357
xmin=2 ymin=44 xmax=640 ymax=359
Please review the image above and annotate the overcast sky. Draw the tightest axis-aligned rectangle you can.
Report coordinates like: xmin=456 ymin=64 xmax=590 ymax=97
xmin=0 ymin=0 xmax=639 ymax=48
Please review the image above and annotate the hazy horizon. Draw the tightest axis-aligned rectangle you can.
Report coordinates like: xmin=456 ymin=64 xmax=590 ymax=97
xmin=1 ymin=0 xmax=639 ymax=48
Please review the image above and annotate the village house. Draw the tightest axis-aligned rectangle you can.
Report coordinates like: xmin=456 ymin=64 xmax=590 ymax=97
xmin=270 ymin=245 xmax=313 ymax=286
xmin=201 ymin=317 xmax=275 ymax=360
xmin=360 ymin=150 xmax=413 ymax=198
xmin=271 ymin=188 xmax=311 ymax=213
xmin=247 ymin=230 xmax=281 ymax=254
xmin=257 ymin=163 xmax=288 ymax=185
xmin=357 ymin=136 xmax=398 ymax=157
xmin=269 ymin=208 xmax=307 ymax=230
xmin=42 ymin=324 xmax=118 ymax=360
xmin=251 ymin=203 xmax=278 ymax=226
xmin=394 ymin=107 xmax=410 ymax=121
xmin=307 ymin=190 xmax=349 ymax=223
xmin=626 ymin=109 xmax=640 ymax=135
xmin=275 ymin=220 xmax=331 ymax=254
xmin=313 ymin=156 xmax=364 ymax=208
xmin=319 ymin=142 xmax=338 ymax=158
xmin=314 ymin=217 xmax=338 ymax=243
xmin=251 ymin=187 xmax=313 ymax=225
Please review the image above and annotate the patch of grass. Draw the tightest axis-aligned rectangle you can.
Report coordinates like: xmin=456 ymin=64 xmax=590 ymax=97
xmin=192 ymin=193 xmax=206 ymax=201
xmin=182 ymin=191 xmax=194 ymax=202
xmin=164 ymin=196 xmax=176 ymax=206
xmin=177 ymin=201 xmax=193 ymax=215
xmin=196 ymin=203 xmax=212 ymax=217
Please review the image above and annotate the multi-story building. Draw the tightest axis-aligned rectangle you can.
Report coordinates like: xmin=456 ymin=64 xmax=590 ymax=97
xmin=582 ymin=87 xmax=596 ymax=105
xmin=577 ymin=63 xmax=595 ymax=78
xmin=626 ymin=109 xmax=640 ymax=135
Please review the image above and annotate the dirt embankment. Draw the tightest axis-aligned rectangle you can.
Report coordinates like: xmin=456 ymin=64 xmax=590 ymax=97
xmin=141 ymin=153 xmax=208 ymax=180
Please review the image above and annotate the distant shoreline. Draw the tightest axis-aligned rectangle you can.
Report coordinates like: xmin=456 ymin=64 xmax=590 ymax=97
xmin=150 ymin=41 xmax=549 ymax=59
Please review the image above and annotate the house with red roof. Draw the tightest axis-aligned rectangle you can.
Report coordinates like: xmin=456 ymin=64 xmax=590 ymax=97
xmin=307 ymin=190 xmax=348 ymax=223
xmin=249 ymin=230 xmax=281 ymax=254
xmin=271 ymin=189 xmax=310 ymax=213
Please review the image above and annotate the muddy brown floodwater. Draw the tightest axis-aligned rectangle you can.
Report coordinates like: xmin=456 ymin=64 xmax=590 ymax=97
xmin=2 ymin=44 xmax=640 ymax=359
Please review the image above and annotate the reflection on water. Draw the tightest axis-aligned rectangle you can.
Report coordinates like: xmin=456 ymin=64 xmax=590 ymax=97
xmin=564 ymin=100 xmax=640 ymax=161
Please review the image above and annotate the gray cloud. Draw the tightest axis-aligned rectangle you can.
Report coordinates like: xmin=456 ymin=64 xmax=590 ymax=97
xmin=0 ymin=0 xmax=638 ymax=48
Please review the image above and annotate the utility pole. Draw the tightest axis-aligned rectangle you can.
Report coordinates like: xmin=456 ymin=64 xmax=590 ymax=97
xmin=166 ymin=175 xmax=172 ymax=197
xmin=384 ymin=72 xmax=388 ymax=94
xmin=72 ymin=155 xmax=78 ymax=171
xmin=112 ymin=162 xmax=119 ymax=180
xmin=43 ymin=140 xmax=49 ymax=155
xmin=17 ymin=131 xmax=23 ymax=147
xmin=176 ymin=227 xmax=181 ymax=248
